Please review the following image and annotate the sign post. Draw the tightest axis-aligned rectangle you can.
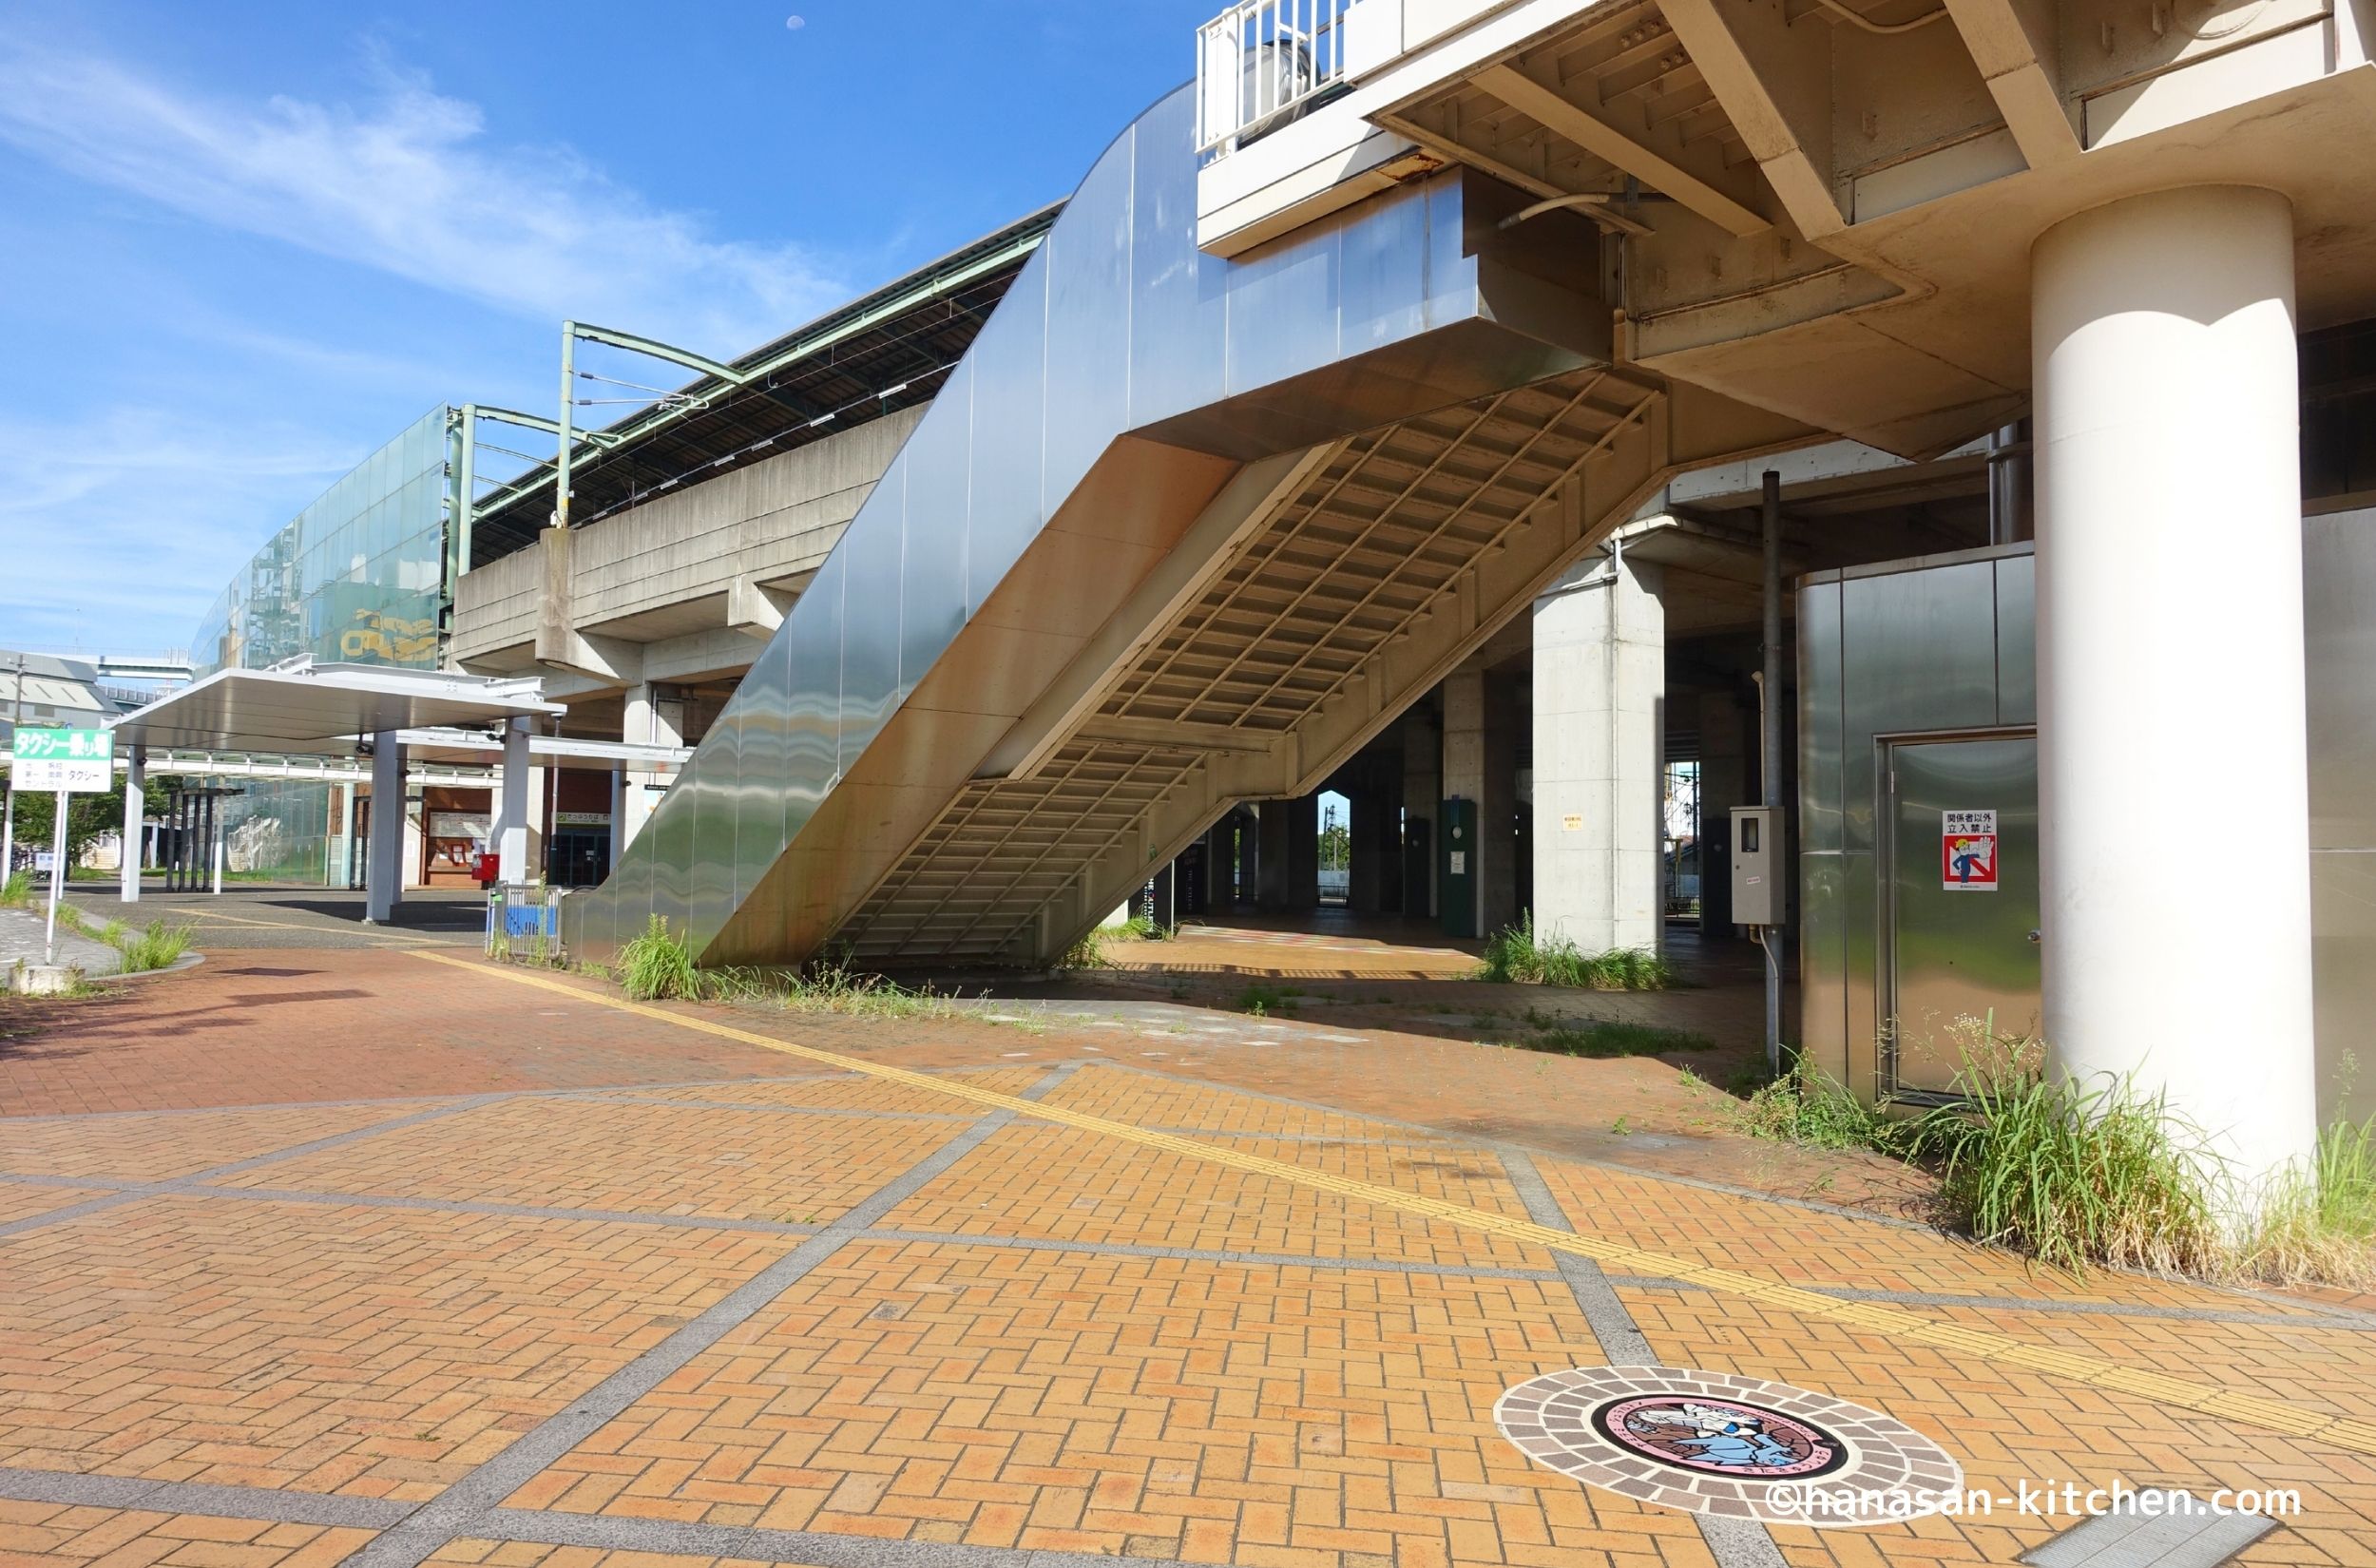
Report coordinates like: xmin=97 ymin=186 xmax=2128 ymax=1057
xmin=10 ymin=728 xmax=115 ymax=966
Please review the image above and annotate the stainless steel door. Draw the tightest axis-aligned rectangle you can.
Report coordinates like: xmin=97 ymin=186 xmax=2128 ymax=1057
xmin=1884 ymin=734 xmax=2041 ymax=1097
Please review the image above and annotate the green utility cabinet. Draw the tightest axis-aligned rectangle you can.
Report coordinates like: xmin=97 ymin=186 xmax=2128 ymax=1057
xmin=1439 ymin=796 xmax=1479 ymax=938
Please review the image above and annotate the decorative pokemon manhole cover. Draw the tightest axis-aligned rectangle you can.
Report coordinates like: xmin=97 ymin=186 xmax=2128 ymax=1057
xmin=1494 ymin=1366 xmax=1962 ymax=1526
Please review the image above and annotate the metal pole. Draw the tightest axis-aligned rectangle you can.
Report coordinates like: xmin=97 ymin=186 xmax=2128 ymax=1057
xmin=457 ymin=404 xmax=479 ymax=575
xmin=1759 ymin=469 xmax=1784 ymax=1076
xmin=554 ymin=327 xmax=577 ymax=532
xmin=210 ymin=794 xmax=223 ymax=895
xmin=120 ymin=745 xmax=144 ymax=904
xmin=44 ymin=790 xmax=67 ymax=965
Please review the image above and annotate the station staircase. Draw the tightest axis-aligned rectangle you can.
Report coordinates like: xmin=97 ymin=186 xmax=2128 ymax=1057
xmin=565 ymin=85 xmax=1790 ymax=969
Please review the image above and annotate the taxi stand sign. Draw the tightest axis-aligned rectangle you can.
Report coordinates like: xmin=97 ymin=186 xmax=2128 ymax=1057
xmin=8 ymin=727 xmax=115 ymax=970
xmin=12 ymin=727 xmax=114 ymax=792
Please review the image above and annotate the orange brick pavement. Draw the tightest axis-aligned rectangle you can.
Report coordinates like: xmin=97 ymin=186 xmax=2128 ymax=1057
xmin=2 ymin=946 xmax=2371 ymax=1568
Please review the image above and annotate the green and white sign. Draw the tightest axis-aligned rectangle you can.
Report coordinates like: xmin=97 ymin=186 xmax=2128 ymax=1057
xmin=10 ymin=727 xmax=114 ymax=792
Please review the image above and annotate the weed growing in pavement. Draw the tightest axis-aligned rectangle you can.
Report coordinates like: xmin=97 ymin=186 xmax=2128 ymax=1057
xmin=1476 ymin=915 xmax=1676 ymax=990
xmin=1057 ymin=929 xmax=1110 ymax=970
xmin=707 ymin=954 xmax=959 ymax=1021
xmin=619 ymin=915 xmax=702 ymax=1001
xmin=2235 ymin=1054 xmax=2376 ymax=1288
xmin=1907 ymin=1032 xmax=2223 ymax=1277
xmin=1737 ymin=1023 xmax=2376 ymax=1284
xmin=1511 ymin=1018 xmax=1714 ymax=1059
xmin=1737 ymin=1057 xmax=1911 ymax=1157
xmin=1611 ymin=1114 xmax=1633 ymax=1136
xmin=0 ymin=871 xmax=28 ymax=908
xmin=1234 ymin=982 xmax=1299 ymax=1016
xmin=103 ymin=918 xmax=192 ymax=973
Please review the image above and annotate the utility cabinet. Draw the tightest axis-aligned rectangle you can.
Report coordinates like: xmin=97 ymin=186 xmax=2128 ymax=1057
xmin=1729 ymin=806 xmax=1784 ymax=927
xmin=1438 ymin=796 xmax=1479 ymax=938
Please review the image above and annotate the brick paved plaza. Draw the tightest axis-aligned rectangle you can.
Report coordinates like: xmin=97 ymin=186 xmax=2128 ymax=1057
xmin=3 ymin=944 xmax=2373 ymax=1568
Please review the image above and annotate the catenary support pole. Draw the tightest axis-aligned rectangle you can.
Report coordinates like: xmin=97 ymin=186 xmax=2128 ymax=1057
xmin=1 ymin=651 xmax=22 ymax=881
xmin=1760 ymin=468 xmax=1783 ymax=1077
xmin=2033 ymin=185 xmax=2316 ymax=1195
xmin=554 ymin=326 xmax=577 ymax=532
xmin=365 ymin=735 xmax=406 ymax=924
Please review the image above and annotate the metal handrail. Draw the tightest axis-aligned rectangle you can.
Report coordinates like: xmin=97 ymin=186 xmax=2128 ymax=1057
xmin=1196 ymin=0 xmax=1351 ymax=155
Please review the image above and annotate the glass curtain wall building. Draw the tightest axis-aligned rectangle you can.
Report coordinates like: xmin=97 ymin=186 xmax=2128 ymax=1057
xmin=185 ymin=407 xmax=455 ymax=883
xmin=189 ymin=409 xmax=451 ymax=679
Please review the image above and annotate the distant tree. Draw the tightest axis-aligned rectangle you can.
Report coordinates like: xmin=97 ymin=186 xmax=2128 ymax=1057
xmin=5 ymin=778 xmax=170 ymax=870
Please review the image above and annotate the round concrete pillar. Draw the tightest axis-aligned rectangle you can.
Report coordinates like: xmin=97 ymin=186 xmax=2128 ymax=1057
xmin=2031 ymin=185 xmax=2315 ymax=1191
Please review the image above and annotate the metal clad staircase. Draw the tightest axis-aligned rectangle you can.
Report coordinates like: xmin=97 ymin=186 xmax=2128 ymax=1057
xmin=565 ymin=84 xmax=1684 ymax=970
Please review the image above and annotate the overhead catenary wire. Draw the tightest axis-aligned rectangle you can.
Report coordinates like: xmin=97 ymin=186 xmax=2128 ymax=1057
xmin=469 ymin=278 xmax=1011 ymax=541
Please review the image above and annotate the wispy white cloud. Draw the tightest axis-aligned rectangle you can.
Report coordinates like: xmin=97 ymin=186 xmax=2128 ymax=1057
xmin=0 ymin=41 xmax=846 ymax=355
xmin=0 ymin=407 xmax=360 ymax=657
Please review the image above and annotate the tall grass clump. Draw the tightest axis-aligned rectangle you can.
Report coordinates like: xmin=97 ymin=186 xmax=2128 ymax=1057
xmin=1909 ymin=1033 xmax=2222 ymax=1277
xmin=1057 ymin=929 xmax=1111 ymax=971
xmin=2238 ymin=1093 xmax=2376 ymax=1287
xmin=1737 ymin=1057 xmax=1911 ymax=1155
xmin=106 ymin=919 xmax=193 ymax=973
xmin=618 ymin=915 xmax=701 ymax=1001
xmin=1477 ymin=915 xmax=1675 ymax=990
xmin=0 ymin=871 xmax=29 ymax=908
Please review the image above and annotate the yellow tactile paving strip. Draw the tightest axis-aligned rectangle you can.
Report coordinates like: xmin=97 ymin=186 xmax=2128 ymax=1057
xmin=417 ymin=952 xmax=2376 ymax=1459
xmin=1619 ymin=1285 xmax=2376 ymax=1565
xmin=1043 ymin=1071 xmax=1455 ymax=1142
xmin=1537 ymin=1160 xmax=2341 ymax=1317
xmin=881 ymin=1120 xmax=1553 ymax=1269
xmin=620 ymin=1066 xmax=1052 ymax=1114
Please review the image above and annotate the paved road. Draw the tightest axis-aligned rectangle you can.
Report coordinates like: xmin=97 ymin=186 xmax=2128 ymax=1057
xmin=0 ymin=947 xmax=2365 ymax=1568
xmin=60 ymin=885 xmax=487 ymax=949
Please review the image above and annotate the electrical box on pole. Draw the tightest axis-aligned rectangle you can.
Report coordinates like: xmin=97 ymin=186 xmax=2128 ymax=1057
xmin=1730 ymin=805 xmax=1785 ymax=928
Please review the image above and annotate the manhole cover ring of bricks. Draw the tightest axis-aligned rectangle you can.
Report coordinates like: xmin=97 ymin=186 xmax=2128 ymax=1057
xmin=1494 ymin=1366 xmax=1963 ymax=1527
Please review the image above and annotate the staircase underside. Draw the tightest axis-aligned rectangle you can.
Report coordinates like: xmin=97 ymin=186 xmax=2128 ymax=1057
xmin=835 ymin=367 xmax=1669 ymax=965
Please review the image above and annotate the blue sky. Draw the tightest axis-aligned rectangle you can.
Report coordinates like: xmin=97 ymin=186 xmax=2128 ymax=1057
xmin=0 ymin=0 xmax=1215 ymax=658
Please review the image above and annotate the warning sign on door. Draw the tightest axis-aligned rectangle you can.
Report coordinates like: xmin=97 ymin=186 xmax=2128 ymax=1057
xmin=1942 ymin=810 xmax=1998 ymax=891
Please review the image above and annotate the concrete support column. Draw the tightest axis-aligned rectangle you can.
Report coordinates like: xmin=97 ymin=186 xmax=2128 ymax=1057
xmin=1531 ymin=554 xmax=1666 ymax=953
xmin=609 ymin=768 xmax=627 ymax=871
xmin=494 ymin=717 xmax=532 ymax=885
xmin=1444 ymin=669 xmax=1520 ymax=937
xmin=1442 ymin=672 xmax=1487 ymax=935
xmin=1402 ymin=704 xmax=1439 ymax=921
xmin=365 ymin=733 xmax=406 ymax=924
xmin=1255 ymin=796 xmax=1320 ymax=912
xmin=2033 ymin=185 xmax=2315 ymax=1189
xmin=1348 ymin=793 xmax=1388 ymax=913
xmin=119 ymin=745 xmax=145 ymax=904
xmin=622 ymin=683 xmax=682 ymax=851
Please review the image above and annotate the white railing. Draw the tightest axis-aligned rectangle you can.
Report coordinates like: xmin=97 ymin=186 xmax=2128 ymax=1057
xmin=1196 ymin=0 xmax=1353 ymax=155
